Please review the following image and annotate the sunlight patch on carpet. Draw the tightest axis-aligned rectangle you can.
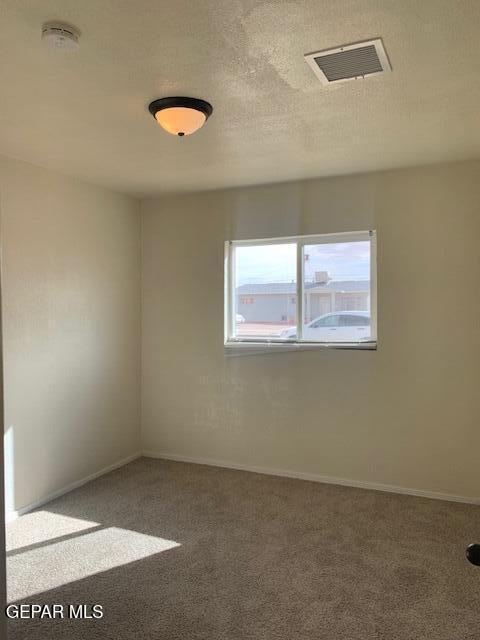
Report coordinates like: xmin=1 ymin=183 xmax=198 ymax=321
xmin=6 ymin=511 xmax=100 ymax=553
xmin=8 ymin=525 xmax=180 ymax=601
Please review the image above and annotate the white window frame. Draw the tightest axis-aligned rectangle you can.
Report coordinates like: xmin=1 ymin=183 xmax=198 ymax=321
xmin=224 ymin=230 xmax=377 ymax=352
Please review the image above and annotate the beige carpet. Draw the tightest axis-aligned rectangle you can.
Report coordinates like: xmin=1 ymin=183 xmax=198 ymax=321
xmin=6 ymin=458 xmax=480 ymax=639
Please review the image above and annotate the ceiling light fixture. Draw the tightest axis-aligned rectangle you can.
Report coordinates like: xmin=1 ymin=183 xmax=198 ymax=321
xmin=148 ymin=97 xmax=213 ymax=137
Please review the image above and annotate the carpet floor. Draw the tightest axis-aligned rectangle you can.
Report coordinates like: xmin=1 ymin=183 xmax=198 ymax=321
xmin=6 ymin=457 xmax=480 ymax=639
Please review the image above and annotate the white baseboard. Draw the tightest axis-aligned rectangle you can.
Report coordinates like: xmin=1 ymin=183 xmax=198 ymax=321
xmin=6 ymin=452 xmax=142 ymax=523
xmin=142 ymin=451 xmax=480 ymax=506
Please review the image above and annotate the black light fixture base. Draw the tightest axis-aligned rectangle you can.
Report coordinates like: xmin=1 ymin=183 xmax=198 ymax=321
xmin=148 ymin=97 xmax=213 ymax=120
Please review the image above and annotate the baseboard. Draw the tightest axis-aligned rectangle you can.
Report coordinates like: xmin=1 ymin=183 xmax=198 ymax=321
xmin=142 ymin=451 xmax=480 ymax=506
xmin=6 ymin=451 xmax=142 ymax=523
xmin=8 ymin=450 xmax=477 ymax=523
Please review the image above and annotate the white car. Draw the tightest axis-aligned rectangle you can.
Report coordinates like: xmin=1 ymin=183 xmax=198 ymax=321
xmin=281 ymin=311 xmax=371 ymax=342
xmin=236 ymin=314 xmax=246 ymax=323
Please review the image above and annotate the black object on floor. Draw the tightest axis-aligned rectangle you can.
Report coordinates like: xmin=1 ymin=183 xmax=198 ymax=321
xmin=466 ymin=543 xmax=480 ymax=566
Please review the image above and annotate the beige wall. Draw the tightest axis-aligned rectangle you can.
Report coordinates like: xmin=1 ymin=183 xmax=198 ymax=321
xmin=142 ymin=160 xmax=480 ymax=500
xmin=0 ymin=155 xmax=141 ymax=513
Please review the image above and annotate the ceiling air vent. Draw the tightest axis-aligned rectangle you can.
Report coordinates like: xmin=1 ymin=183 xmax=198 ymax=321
xmin=304 ymin=38 xmax=391 ymax=85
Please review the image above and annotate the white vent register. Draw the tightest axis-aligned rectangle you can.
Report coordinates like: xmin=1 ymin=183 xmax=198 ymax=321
xmin=305 ymin=38 xmax=391 ymax=85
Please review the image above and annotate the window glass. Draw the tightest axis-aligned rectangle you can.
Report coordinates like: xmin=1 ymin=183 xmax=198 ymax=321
xmin=234 ymin=243 xmax=297 ymax=339
xmin=303 ymin=241 xmax=371 ymax=342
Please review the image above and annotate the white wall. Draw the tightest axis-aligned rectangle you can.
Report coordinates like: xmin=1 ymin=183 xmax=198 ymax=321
xmin=0 ymin=155 xmax=141 ymax=513
xmin=142 ymin=160 xmax=480 ymax=500
xmin=0 ymin=258 xmax=5 ymax=638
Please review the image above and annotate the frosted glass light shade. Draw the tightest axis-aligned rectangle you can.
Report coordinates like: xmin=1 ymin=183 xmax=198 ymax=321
xmin=155 ymin=107 xmax=206 ymax=136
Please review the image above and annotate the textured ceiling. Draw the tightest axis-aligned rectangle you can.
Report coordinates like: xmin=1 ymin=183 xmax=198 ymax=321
xmin=1 ymin=0 xmax=480 ymax=196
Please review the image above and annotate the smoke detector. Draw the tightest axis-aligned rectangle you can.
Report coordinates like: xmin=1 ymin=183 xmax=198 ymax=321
xmin=42 ymin=22 xmax=80 ymax=52
xmin=305 ymin=38 xmax=391 ymax=85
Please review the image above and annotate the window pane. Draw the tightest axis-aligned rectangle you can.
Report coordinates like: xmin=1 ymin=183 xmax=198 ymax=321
xmin=234 ymin=243 xmax=297 ymax=339
xmin=302 ymin=241 xmax=371 ymax=342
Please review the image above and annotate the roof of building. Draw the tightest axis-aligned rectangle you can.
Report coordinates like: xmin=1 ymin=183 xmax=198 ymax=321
xmin=237 ymin=281 xmax=369 ymax=295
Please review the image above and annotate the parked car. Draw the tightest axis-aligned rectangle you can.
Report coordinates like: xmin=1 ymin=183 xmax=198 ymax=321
xmin=281 ymin=311 xmax=371 ymax=341
xmin=236 ymin=313 xmax=246 ymax=323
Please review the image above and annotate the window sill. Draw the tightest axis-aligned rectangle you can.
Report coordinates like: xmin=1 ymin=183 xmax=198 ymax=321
xmin=224 ymin=340 xmax=377 ymax=357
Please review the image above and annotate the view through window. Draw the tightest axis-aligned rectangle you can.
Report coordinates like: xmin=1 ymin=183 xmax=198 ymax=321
xmin=226 ymin=231 xmax=376 ymax=345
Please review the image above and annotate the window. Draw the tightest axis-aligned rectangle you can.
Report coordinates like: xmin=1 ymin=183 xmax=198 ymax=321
xmin=225 ymin=231 xmax=376 ymax=348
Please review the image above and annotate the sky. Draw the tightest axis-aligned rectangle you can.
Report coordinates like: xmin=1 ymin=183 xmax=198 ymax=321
xmin=235 ymin=241 xmax=370 ymax=284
